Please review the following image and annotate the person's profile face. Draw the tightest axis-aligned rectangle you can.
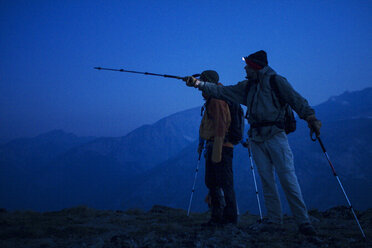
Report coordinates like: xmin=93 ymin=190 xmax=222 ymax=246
xmin=245 ymin=65 xmax=257 ymax=80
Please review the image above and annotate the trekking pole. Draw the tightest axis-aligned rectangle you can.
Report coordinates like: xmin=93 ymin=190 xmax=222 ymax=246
xmin=187 ymin=147 xmax=203 ymax=216
xmin=312 ymin=135 xmax=366 ymax=239
xmin=94 ymin=67 xmax=201 ymax=80
xmin=241 ymin=138 xmax=263 ymax=221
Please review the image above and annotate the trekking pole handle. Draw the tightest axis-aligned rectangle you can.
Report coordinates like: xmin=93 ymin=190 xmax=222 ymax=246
xmin=240 ymin=140 xmax=249 ymax=148
xmin=241 ymin=139 xmax=252 ymax=157
xmin=312 ymin=134 xmax=327 ymax=154
xmin=310 ymin=129 xmax=318 ymax=141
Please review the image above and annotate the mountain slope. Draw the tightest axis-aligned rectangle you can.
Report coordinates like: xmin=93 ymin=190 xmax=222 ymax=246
xmin=66 ymin=106 xmax=202 ymax=168
xmin=0 ymin=130 xmax=96 ymax=210
xmin=0 ymin=108 xmax=202 ymax=211
xmin=124 ymin=87 xmax=372 ymax=213
xmin=123 ymin=118 xmax=372 ymax=213
xmin=1 ymin=88 xmax=371 ymax=212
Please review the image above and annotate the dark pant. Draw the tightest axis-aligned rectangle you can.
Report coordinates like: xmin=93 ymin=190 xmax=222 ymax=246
xmin=205 ymin=143 xmax=237 ymax=223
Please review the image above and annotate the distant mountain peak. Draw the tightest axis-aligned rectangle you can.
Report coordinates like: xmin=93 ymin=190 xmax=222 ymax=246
xmin=35 ymin=129 xmax=77 ymax=140
xmin=316 ymin=87 xmax=372 ymax=121
xmin=325 ymin=87 xmax=372 ymax=103
xmin=37 ymin=129 xmax=71 ymax=136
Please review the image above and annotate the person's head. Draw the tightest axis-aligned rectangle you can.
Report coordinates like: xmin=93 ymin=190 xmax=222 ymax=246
xmin=243 ymin=50 xmax=268 ymax=80
xmin=199 ymin=70 xmax=219 ymax=84
xmin=199 ymin=70 xmax=219 ymax=100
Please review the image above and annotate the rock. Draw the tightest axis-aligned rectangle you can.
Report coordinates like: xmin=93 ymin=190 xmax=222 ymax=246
xmin=322 ymin=206 xmax=354 ymax=219
xmin=309 ymin=216 xmax=321 ymax=223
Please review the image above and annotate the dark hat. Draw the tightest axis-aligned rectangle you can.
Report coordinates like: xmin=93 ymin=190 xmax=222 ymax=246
xmin=200 ymin=70 xmax=219 ymax=84
xmin=245 ymin=50 xmax=268 ymax=68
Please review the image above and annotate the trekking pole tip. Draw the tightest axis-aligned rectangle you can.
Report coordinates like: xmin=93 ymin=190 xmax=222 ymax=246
xmin=94 ymin=67 xmax=102 ymax=70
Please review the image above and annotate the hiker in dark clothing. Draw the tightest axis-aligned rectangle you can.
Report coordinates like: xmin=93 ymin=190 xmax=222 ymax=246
xmin=184 ymin=51 xmax=321 ymax=235
xmin=197 ymin=70 xmax=238 ymax=226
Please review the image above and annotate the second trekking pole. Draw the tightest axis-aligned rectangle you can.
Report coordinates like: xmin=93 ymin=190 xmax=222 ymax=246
xmin=314 ymin=136 xmax=366 ymax=239
xmin=242 ymin=138 xmax=263 ymax=221
xmin=187 ymin=146 xmax=203 ymax=216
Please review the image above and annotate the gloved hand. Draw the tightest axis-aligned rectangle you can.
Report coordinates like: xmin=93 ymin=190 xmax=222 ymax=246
xmin=183 ymin=76 xmax=198 ymax=87
xmin=306 ymin=115 xmax=322 ymax=137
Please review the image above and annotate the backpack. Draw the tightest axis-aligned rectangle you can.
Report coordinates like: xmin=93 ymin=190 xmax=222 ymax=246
xmin=269 ymin=75 xmax=296 ymax=134
xmin=203 ymin=99 xmax=244 ymax=145
xmin=226 ymin=101 xmax=245 ymax=145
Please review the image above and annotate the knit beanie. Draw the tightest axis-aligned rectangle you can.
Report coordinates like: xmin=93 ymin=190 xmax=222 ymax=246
xmin=199 ymin=70 xmax=219 ymax=84
xmin=244 ymin=50 xmax=268 ymax=70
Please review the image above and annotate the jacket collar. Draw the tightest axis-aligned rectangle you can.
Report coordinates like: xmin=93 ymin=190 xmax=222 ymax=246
xmin=257 ymin=66 xmax=276 ymax=82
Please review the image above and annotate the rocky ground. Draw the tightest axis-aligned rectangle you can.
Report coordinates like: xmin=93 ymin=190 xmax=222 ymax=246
xmin=0 ymin=205 xmax=371 ymax=248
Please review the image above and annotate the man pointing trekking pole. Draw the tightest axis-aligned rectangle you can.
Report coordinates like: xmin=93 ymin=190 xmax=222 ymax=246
xmin=183 ymin=50 xmax=321 ymax=235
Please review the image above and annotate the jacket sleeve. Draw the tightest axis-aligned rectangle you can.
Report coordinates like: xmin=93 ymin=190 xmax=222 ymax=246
xmin=199 ymin=81 xmax=248 ymax=106
xmin=208 ymin=99 xmax=231 ymax=163
xmin=274 ymin=76 xmax=315 ymax=119
xmin=208 ymin=99 xmax=230 ymax=138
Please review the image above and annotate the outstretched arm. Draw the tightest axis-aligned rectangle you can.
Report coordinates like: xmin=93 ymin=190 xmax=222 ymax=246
xmin=200 ymin=81 xmax=248 ymax=106
xmin=184 ymin=76 xmax=248 ymax=106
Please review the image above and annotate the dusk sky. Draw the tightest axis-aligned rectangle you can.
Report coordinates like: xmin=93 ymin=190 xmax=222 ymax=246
xmin=1 ymin=0 xmax=371 ymax=142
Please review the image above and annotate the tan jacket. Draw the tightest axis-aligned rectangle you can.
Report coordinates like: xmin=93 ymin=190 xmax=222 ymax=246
xmin=199 ymin=98 xmax=231 ymax=163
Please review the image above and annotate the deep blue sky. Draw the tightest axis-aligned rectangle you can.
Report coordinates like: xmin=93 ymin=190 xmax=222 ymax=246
xmin=1 ymin=0 xmax=371 ymax=142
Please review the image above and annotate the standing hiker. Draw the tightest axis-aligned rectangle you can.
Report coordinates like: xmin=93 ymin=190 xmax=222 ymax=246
xmin=197 ymin=70 xmax=238 ymax=226
xmin=184 ymin=51 xmax=321 ymax=235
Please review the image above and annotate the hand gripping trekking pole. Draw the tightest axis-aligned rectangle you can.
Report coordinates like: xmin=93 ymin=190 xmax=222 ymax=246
xmin=94 ymin=67 xmax=201 ymax=80
xmin=313 ymin=135 xmax=366 ymax=239
xmin=187 ymin=148 xmax=203 ymax=216
xmin=241 ymin=139 xmax=263 ymax=221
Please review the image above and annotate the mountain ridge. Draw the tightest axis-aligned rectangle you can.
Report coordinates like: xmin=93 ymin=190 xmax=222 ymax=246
xmin=0 ymin=87 xmax=371 ymax=212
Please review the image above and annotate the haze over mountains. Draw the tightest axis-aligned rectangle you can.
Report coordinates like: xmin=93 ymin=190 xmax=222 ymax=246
xmin=1 ymin=88 xmax=371 ymax=213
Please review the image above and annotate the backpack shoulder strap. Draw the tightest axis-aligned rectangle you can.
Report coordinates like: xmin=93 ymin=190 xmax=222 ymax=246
xmin=269 ymin=75 xmax=284 ymax=106
xmin=269 ymin=75 xmax=278 ymax=96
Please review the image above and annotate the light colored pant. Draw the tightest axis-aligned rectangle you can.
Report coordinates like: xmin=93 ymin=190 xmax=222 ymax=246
xmin=251 ymin=132 xmax=309 ymax=224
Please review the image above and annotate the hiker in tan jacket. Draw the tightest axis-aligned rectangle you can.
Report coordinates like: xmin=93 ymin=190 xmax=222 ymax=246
xmin=197 ymin=70 xmax=238 ymax=226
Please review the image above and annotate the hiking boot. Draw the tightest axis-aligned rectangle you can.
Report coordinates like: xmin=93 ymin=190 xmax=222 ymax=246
xmin=249 ymin=218 xmax=283 ymax=232
xmin=221 ymin=214 xmax=238 ymax=225
xmin=299 ymin=222 xmax=317 ymax=236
